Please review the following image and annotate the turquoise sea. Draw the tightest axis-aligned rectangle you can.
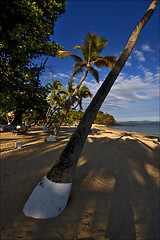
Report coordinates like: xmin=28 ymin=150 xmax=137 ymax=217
xmin=109 ymin=122 xmax=160 ymax=136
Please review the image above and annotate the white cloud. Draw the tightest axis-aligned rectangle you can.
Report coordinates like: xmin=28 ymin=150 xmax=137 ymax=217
xmin=138 ymin=65 xmax=159 ymax=83
xmin=134 ymin=50 xmax=145 ymax=62
xmin=125 ymin=55 xmax=132 ymax=67
xmin=54 ymin=73 xmax=70 ymax=79
xmin=125 ymin=60 xmax=132 ymax=67
xmin=81 ymin=70 xmax=159 ymax=111
xmin=141 ymin=43 xmax=152 ymax=52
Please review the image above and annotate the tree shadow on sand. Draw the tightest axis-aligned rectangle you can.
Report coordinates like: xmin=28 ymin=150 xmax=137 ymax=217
xmin=1 ymin=131 xmax=159 ymax=240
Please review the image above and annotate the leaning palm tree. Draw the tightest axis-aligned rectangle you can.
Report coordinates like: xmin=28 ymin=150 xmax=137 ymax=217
xmin=54 ymin=32 xmax=117 ymax=135
xmin=23 ymin=0 xmax=158 ymax=219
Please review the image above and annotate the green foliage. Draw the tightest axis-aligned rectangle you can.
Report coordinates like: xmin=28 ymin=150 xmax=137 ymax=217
xmin=0 ymin=0 xmax=65 ymax=61
xmin=57 ymin=32 xmax=117 ymax=84
xmin=60 ymin=110 xmax=116 ymax=127
xmin=46 ymin=79 xmax=92 ymax=126
xmin=0 ymin=0 xmax=66 ymax=122
xmin=22 ymin=109 xmax=45 ymax=124
xmin=94 ymin=111 xmax=117 ymax=126
xmin=64 ymin=110 xmax=84 ymax=125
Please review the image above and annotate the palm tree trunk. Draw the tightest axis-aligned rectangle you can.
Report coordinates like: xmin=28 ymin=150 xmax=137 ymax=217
xmin=54 ymin=70 xmax=88 ymax=135
xmin=23 ymin=0 xmax=158 ymax=219
xmin=46 ymin=108 xmax=57 ymax=127
xmin=44 ymin=101 xmax=53 ymax=125
xmin=47 ymin=0 xmax=159 ymax=182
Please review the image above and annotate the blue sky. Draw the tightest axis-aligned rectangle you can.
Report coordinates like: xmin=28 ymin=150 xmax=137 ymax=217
xmin=40 ymin=0 xmax=159 ymax=122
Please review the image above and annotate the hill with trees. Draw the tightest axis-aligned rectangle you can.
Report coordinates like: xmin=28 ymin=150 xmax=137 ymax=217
xmin=94 ymin=111 xmax=117 ymax=126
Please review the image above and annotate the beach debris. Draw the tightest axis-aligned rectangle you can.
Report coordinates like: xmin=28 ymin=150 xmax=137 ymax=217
xmin=12 ymin=124 xmax=28 ymax=135
xmin=42 ymin=125 xmax=48 ymax=130
xmin=45 ymin=134 xmax=56 ymax=142
xmin=15 ymin=142 xmax=22 ymax=149
xmin=42 ymin=125 xmax=48 ymax=133
xmin=23 ymin=175 xmax=72 ymax=219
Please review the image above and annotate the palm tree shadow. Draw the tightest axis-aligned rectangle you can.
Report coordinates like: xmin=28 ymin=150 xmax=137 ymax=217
xmin=75 ymin=134 xmax=159 ymax=239
xmin=105 ymin=171 xmax=136 ymax=240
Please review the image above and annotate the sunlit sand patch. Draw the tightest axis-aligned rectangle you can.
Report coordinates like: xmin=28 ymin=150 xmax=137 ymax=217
xmin=92 ymin=176 xmax=115 ymax=191
xmin=140 ymin=139 xmax=158 ymax=149
xmin=121 ymin=136 xmax=133 ymax=141
xmin=77 ymin=157 xmax=88 ymax=167
xmin=145 ymin=163 xmax=160 ymax=185
xmin=87 ymin=137 xmax=94 ymax=143
xmin=132 ymin=169 xmax=145 ymax=186
xmin=82 ymin=169 xmax=116 ymax=192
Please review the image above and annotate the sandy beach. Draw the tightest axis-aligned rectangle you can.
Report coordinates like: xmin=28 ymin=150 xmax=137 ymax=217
xmin=0 ymin=125 xmax=159 ymax=240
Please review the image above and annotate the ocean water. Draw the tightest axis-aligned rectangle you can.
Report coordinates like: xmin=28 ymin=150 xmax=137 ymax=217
xmin=109 ymin=122 xmax=160 ymax=136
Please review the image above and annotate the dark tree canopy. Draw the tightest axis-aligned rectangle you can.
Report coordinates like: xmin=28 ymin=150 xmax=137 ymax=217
xmin=0 ymin=0 xmax=66 ymax=61
xmin=0 ymin=0 xmax=66 ymax=124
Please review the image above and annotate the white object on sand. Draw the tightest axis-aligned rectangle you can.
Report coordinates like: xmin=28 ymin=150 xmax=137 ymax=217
xmin=15 ymin=142 xmax=22 ymax=149
xmin=42 ymin=125 xmax=48 ymax=130
xmin=46 ymin=134 xmax=56 ymax=142
xmin=23 ymin=175 xmax=72 ymax=219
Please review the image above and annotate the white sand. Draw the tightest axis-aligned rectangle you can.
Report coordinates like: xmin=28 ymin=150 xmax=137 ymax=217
xmin=1 ymin=125 xmax=159 ymax=240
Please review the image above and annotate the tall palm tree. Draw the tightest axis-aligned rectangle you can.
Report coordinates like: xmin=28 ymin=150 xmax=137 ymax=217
xmin=58 ymin=32 xmax=116 ymax=84
xmin=23 ymin=0 xmax=158 ymax=219
xmin=54 ymin=32 xmax=117 ymax=135
xmin=44 ymin=79 xmax=66 ymax=125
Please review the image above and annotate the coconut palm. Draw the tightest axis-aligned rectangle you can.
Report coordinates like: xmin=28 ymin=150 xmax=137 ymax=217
xmin=47 ymin=82 xmax=92 ymax=128
xmin=74 ymin=85 xmax=93 ymax=110
xmin=63 ymin=82 xmax=93 ymax=111
xmin=23 ymin=0 xmax=158 ymax=219
xmin=57 ymin=32 xmax=116 ymax=84
xmin=44 ymin=79 xmax=66 ymax=125
xmin=54 ymin=32 xmax=117 ymax=135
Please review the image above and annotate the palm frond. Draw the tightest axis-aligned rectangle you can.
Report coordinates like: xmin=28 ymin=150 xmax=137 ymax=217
xmin=79 ymin=85 xmax=93 ymax=98
xmin=73 ymin=62 xmax=86 ymax=68
xmin=70 ymin=66 xmax=84 ymax=83
xmin=82 ymin=32 xmax=108 ymax=61
xmin=92 ymin=55 xmax=117 ymax=69
xmin=103 ymin=55 xmax=117 ymax=64
xmin=67 ymin=82 xmax=76 ymax=94
xmin=89 ymin=67 xmax=99 ymax=83
xmin=57 ymin=50 xmax=84 ymax=62
xmin=58 ymin=88 xmax=68 ymax=95
xmin=74 ymin=45 xmax=82 ymax=49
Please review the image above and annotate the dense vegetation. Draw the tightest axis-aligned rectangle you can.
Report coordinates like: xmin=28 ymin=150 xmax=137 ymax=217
xmin=0 ymin=0 xmax=66 ymax=124
xmin=54 ymin=32 xmax=116 ymax=134
xmin=0 ymin=3 xmax=117 ymax=131
xmin=94 ymin=111 xmax=117 ymax=126
xmin=60 ymin=110 xmax=117 ymax=126
xmin=45 ymin=79 xmax=92 ymax=128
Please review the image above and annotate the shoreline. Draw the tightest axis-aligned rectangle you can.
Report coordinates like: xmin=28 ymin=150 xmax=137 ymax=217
xmin=92 ymin=123 xmax=160 ymax=137
xmin=92 ymin=123 xmax=160 ymax=138
xmin=1 ymin=125 xmax=159 ymax=240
